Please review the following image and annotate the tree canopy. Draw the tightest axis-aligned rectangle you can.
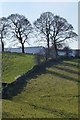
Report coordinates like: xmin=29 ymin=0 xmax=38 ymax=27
xmin=0 ymin=12 xmax=78 ymax=55
xmin=8 ymin=14 xmax=32 ymax=53
xmin=0 ymin=17 xmax=9 ymax=52
xmin=34 ymin=12 xmax=54 ymax=49
xmin=34 ymin=12 xmax=77 ymax=57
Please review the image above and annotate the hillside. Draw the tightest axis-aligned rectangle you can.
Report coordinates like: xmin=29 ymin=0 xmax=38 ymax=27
xmin=2 ymin=57 xmax=79 ymax=118
xmin=2 ymin=52 xmax=35 ymax=83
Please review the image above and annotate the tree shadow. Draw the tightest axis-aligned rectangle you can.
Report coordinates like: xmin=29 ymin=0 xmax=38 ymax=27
xmin=44 ymin=59 xmax=63 ymax=68
xmin=45 ymin=58 xmax=79 ymax=68
xmin=54 ymin=66 xmax=78 ymax=75
xmin=46 ymin=69 xmax=79 ymax=83
xmin=61 ymin=62 xmax=79 ymax=68
xmin=2 ymin=65 xmax=46 ymax=100
xmin=2 ymin=58 xmax=79 ymax=100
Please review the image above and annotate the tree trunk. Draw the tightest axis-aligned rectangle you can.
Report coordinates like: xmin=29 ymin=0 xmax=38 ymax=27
xmin=47 ymin=37 xmax=49 ymax=49
xmin=54 ymin=42 xmax=58 ymax=59
xmin=2 ymin=41 xmax=4 ymax=52
xmin=47 ymin=37 xmax=50 ymax=60
xmin=1 ymin=32 xmax=4 ymax=52
xmin=22 ymin=43 xmax=25 ymax=53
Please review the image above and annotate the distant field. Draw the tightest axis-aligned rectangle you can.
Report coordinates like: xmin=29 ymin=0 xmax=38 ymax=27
xmin=2 ymin=57 xmax=79 ymax=118
xmin=2 ymin=52 xmax=35 ymax=83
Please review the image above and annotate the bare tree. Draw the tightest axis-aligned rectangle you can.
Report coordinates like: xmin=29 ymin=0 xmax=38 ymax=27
xmin=0 ymin=17 xmax=9 ymax=52
xmin=34 ymin=12 xmax=54 ymax=58
xmin=34 ymin=12 xmax=77 ymax=59
xmin=50 ymin=15 xmax=78 ymax=57
xmin=8 ymin=14 xmax=32 ymax=53
xmin=34 ymin=12 xmax=54 ymax=48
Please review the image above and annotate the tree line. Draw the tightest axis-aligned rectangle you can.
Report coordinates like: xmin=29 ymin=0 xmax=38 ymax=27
xmin=0 ymin=12 xmax=77 ymax=58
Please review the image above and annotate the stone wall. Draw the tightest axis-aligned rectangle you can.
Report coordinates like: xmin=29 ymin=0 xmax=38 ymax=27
xmin=2 ymin=58 xmax=60 ymax=99
xmin=2 ymin=62 xmax=46 ymax=99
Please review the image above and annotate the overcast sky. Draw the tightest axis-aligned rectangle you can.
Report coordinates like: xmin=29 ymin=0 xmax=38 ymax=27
xmin=0 ymin=2 xmax=78 ymax=49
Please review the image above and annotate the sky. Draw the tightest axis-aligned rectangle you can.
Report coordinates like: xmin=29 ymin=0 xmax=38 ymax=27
xmin=0 ymin=2 xmax=79 ymax=49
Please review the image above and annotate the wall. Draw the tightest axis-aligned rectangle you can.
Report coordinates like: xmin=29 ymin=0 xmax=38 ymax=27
xmin=2 ymin=62 xmax=46 ymax=99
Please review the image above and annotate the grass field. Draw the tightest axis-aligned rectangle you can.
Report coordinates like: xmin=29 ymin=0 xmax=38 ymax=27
xmin=2 ymin=52 xmax=35 ymax=83
xmin=2 ymin=52 xmax=80 ymax=118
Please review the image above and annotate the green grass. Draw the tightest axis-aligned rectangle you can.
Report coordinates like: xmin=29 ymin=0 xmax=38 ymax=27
xmin=2 ymin=52 xmax=35 ymax=83
xmin=2 ymin=56 xmax=80 ymax=118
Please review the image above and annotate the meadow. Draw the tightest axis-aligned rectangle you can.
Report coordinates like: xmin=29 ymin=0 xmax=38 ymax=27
xmin=2 ymin=52 xmax=79 ymax=118
xmin=2 ymin=52 xmax=35 ymax=83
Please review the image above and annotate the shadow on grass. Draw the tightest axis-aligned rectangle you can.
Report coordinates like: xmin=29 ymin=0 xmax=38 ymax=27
xmin=2 ymin=58 xmax=79 ymax=100
xmin=2 ymin=65 xmax=46 ymax=100
xmin=46 ymin=69 xmax=79 ymax=82
xmin=61 ymin=62 xmax=79 ymax=68
xmin=45 ymin=58 xmax=79 ymax=69
xmin=54 ymin=66 xmax=78 ymax=75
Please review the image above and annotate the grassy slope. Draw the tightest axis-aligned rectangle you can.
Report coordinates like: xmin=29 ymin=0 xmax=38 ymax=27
xmin=2 ymin=57 xmax=79 ymax=118
xmin=2 ymin=52 xmax=34 ymax=83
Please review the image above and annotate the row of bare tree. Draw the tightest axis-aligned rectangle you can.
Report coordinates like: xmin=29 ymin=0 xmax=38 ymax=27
xmin=0 ymin=12 xmax=77 ymax=57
